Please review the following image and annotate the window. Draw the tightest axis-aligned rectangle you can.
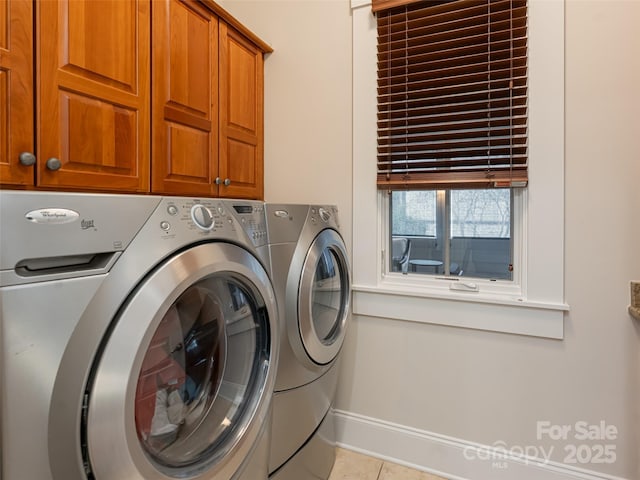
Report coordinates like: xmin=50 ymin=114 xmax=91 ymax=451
xmin=351 ymin=0 xmax=566 ymax=337
xmin=375 ymin=0 xmax=527 ymax=283
xmin=390 ymin=188 xmax=513 ymax=280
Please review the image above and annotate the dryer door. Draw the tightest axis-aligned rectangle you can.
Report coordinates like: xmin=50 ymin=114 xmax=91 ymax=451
xmin=83 ymin=243 xmax=277 ymax=480
xmin=298 ymin=229 xmax=351 ymax=365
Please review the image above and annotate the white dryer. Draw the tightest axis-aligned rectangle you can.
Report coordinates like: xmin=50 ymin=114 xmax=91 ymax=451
xmin=265 ymin=204 xmax=351 ymax=480
xmin=0 ymin=191 xmax=278 ymax=480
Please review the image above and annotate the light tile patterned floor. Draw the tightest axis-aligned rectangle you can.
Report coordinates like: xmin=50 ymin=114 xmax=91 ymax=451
xmin=328 ymin=448 xmax=448 ymax=480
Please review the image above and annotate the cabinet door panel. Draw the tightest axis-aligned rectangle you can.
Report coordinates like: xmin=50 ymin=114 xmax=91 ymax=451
xmin=66 ymin=1 xmax=136 ymax=91
xmin=227 ymin=138 xmax=257 ymax=185
xmin=152 ymin=0 xmax=217 ymax=195
xmin=37 ymin=0 xmax=150 ymax=192
xmin=62 ymin=92 xmax=137 ymax=173
xmin=0 ymin=0 xmax=34 ymax=186
xmin=168 ymin=123 xmax=211 ymax=180
xmin=219 ymin=23 xmax=264 ymax=199
xmin=227 ymin=41 xmax=256 ymax=132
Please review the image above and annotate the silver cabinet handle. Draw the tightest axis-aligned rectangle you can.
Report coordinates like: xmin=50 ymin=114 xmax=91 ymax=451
xmin=214 ymin=177 xmax=221 ymax=185
xmin=46 ymin=157 xmax=62 ymax=171
xmin=223 ymin=178 xmax=231 ymax=186
xmin=19 ymin=152 xmax=36 ymax=166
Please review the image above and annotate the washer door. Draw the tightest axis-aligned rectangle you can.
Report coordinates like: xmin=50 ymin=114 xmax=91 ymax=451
xmin=298 ymin=229 xmax=351 ymax=365
xmin=84 ymin=243 xmax=276 ymax=480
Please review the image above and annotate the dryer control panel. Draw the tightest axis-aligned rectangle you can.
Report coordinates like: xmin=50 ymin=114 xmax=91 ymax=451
xmin=309 ymin=206 xmax=340 ymax=230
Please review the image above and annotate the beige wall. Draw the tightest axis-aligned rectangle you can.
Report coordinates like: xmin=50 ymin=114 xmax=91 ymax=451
xmin=220 ymin=0 xmax=353 ymax=251
xmin=223 ymin=0 xmax=639 ymax=477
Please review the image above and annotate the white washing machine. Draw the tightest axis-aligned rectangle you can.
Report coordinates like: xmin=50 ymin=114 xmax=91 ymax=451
xmin=0 ymin=191 xmax=278 ymax=480
xmin=265 ymin=204 xmax=351 ymax=480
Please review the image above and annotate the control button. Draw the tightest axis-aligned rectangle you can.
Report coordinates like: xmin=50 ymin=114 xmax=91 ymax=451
xmin=190 ymin=204 xmax=215 ymax=231
xmin=274 ymin=210 xmax=289 ymax=218
xmin=160 ymin=221 xmax=171 ymax=231
xmin=319 ymin=207 xmax=331 ymax=222
xmin=218 ymin=206 xmax=225 ymax=215
xmin=167 ymin=205 xmax=178 ymax=216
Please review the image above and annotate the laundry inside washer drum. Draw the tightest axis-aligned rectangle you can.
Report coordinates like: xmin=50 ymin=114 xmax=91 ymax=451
xmin=134 ymin=275 xmax=268 ymax=468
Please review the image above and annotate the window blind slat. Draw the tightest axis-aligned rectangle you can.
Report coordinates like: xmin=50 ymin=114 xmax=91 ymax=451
xmin=378 ymin=98 xmax=527 ymax=124
xmin=378 ymin=77 xmax=528 ymax=104
xmin=377 ymin=62 xmax=528 ymax=94
xmin=378 ymin=104 xmax=528 ymax=126
xmin=378 ymin=90 xmax=527 ymax=114
xmin=378 ymin=154 xmax=528 ymax=168
xmin=378 ymin=15 xmax=527 ymax=52
xmin=376 ymin=170 xmax=529 ymax=190
xmin=376 ymin=0 xmax=528 ymax=190
xmin=378 ymin=134 xmax=528 ymax=153
xmin=378 ymin=48 xmax=528 ymax=79
xmin=378 ymin=126 xmax=528 ymax=147
xmin=377 ymin=147 xmax=529 ymax=163
xmin=377 ymin=31 xmax=528 ymax=65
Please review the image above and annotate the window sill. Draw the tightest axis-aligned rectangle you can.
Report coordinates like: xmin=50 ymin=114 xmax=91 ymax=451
xmin=352 ymin=283 xmax=569 ymax=339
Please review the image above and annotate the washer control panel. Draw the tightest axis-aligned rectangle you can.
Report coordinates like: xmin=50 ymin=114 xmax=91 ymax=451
xmin=156 ymin=198 xmax=267 ymax=247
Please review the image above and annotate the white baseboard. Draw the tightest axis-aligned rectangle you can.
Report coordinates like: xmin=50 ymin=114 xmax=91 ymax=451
xmin=332 ymin=410 xmax=629 ymax=480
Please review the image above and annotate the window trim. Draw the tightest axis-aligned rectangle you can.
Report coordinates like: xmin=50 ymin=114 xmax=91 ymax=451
xmin=351 ymin=0 xmax=568 ymax=339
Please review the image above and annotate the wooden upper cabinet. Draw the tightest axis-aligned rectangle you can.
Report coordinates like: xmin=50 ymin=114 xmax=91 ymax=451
xmin=218 ymin=22 xmax=265 ymax=200
xmin=2 ymin=0 xmax=268 ymax=197
xmin=153 ymin=2 xmax=267 ymax=200
xmin=0 ymin=0 xmax=34 ymax=186
xmin=152 ymin=0 xmax=218 ymax=196
xmin=37 ymin=0 xmax=150 ymax=192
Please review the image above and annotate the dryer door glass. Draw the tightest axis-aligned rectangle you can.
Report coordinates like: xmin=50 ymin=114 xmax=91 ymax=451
xmin=312 ymin=248 xmax=345 ymax=344
xmin=134 ymin=274 xmax=269 ymax=470
xmin=299 ymin=229 xmax=351 ymax=365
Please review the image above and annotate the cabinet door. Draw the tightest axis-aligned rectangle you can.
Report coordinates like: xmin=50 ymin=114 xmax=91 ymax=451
xmin=151 ymin=0 xmax=218 ymax=196
xmin=37 ymin=0 xmax=150 ymax=192
xmin=219 ymin=22 xmax=264 ymax=200
xmin=0 ymin=0 xmax=34 ymax=186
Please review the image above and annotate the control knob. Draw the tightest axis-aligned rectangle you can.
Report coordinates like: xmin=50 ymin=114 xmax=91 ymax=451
xmin=190 ymin=204 xmax=215 ymax=231
xmin=319 ymin=207 xmax=331 ymax=222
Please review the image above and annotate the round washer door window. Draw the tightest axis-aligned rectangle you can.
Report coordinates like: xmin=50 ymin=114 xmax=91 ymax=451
xmin=134 ymin=275 xmax=265 ymax=468
xmin=298 ymin=229 xmax=351 ymax=365
xmin=84 ymin=243 xmax=277 ymax=480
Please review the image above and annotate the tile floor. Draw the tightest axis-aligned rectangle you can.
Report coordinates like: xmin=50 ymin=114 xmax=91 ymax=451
xmin=328 ymin=448 xmax=448 ymax=480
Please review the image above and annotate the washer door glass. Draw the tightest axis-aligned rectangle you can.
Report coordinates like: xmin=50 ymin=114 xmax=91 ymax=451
xmin=299 ymin=229 xmax=351 ymax=365
xmin=83 ymin=243 xmax=275 ymax=480
xmin=135 ymin=275 xmax=267 ymax=469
